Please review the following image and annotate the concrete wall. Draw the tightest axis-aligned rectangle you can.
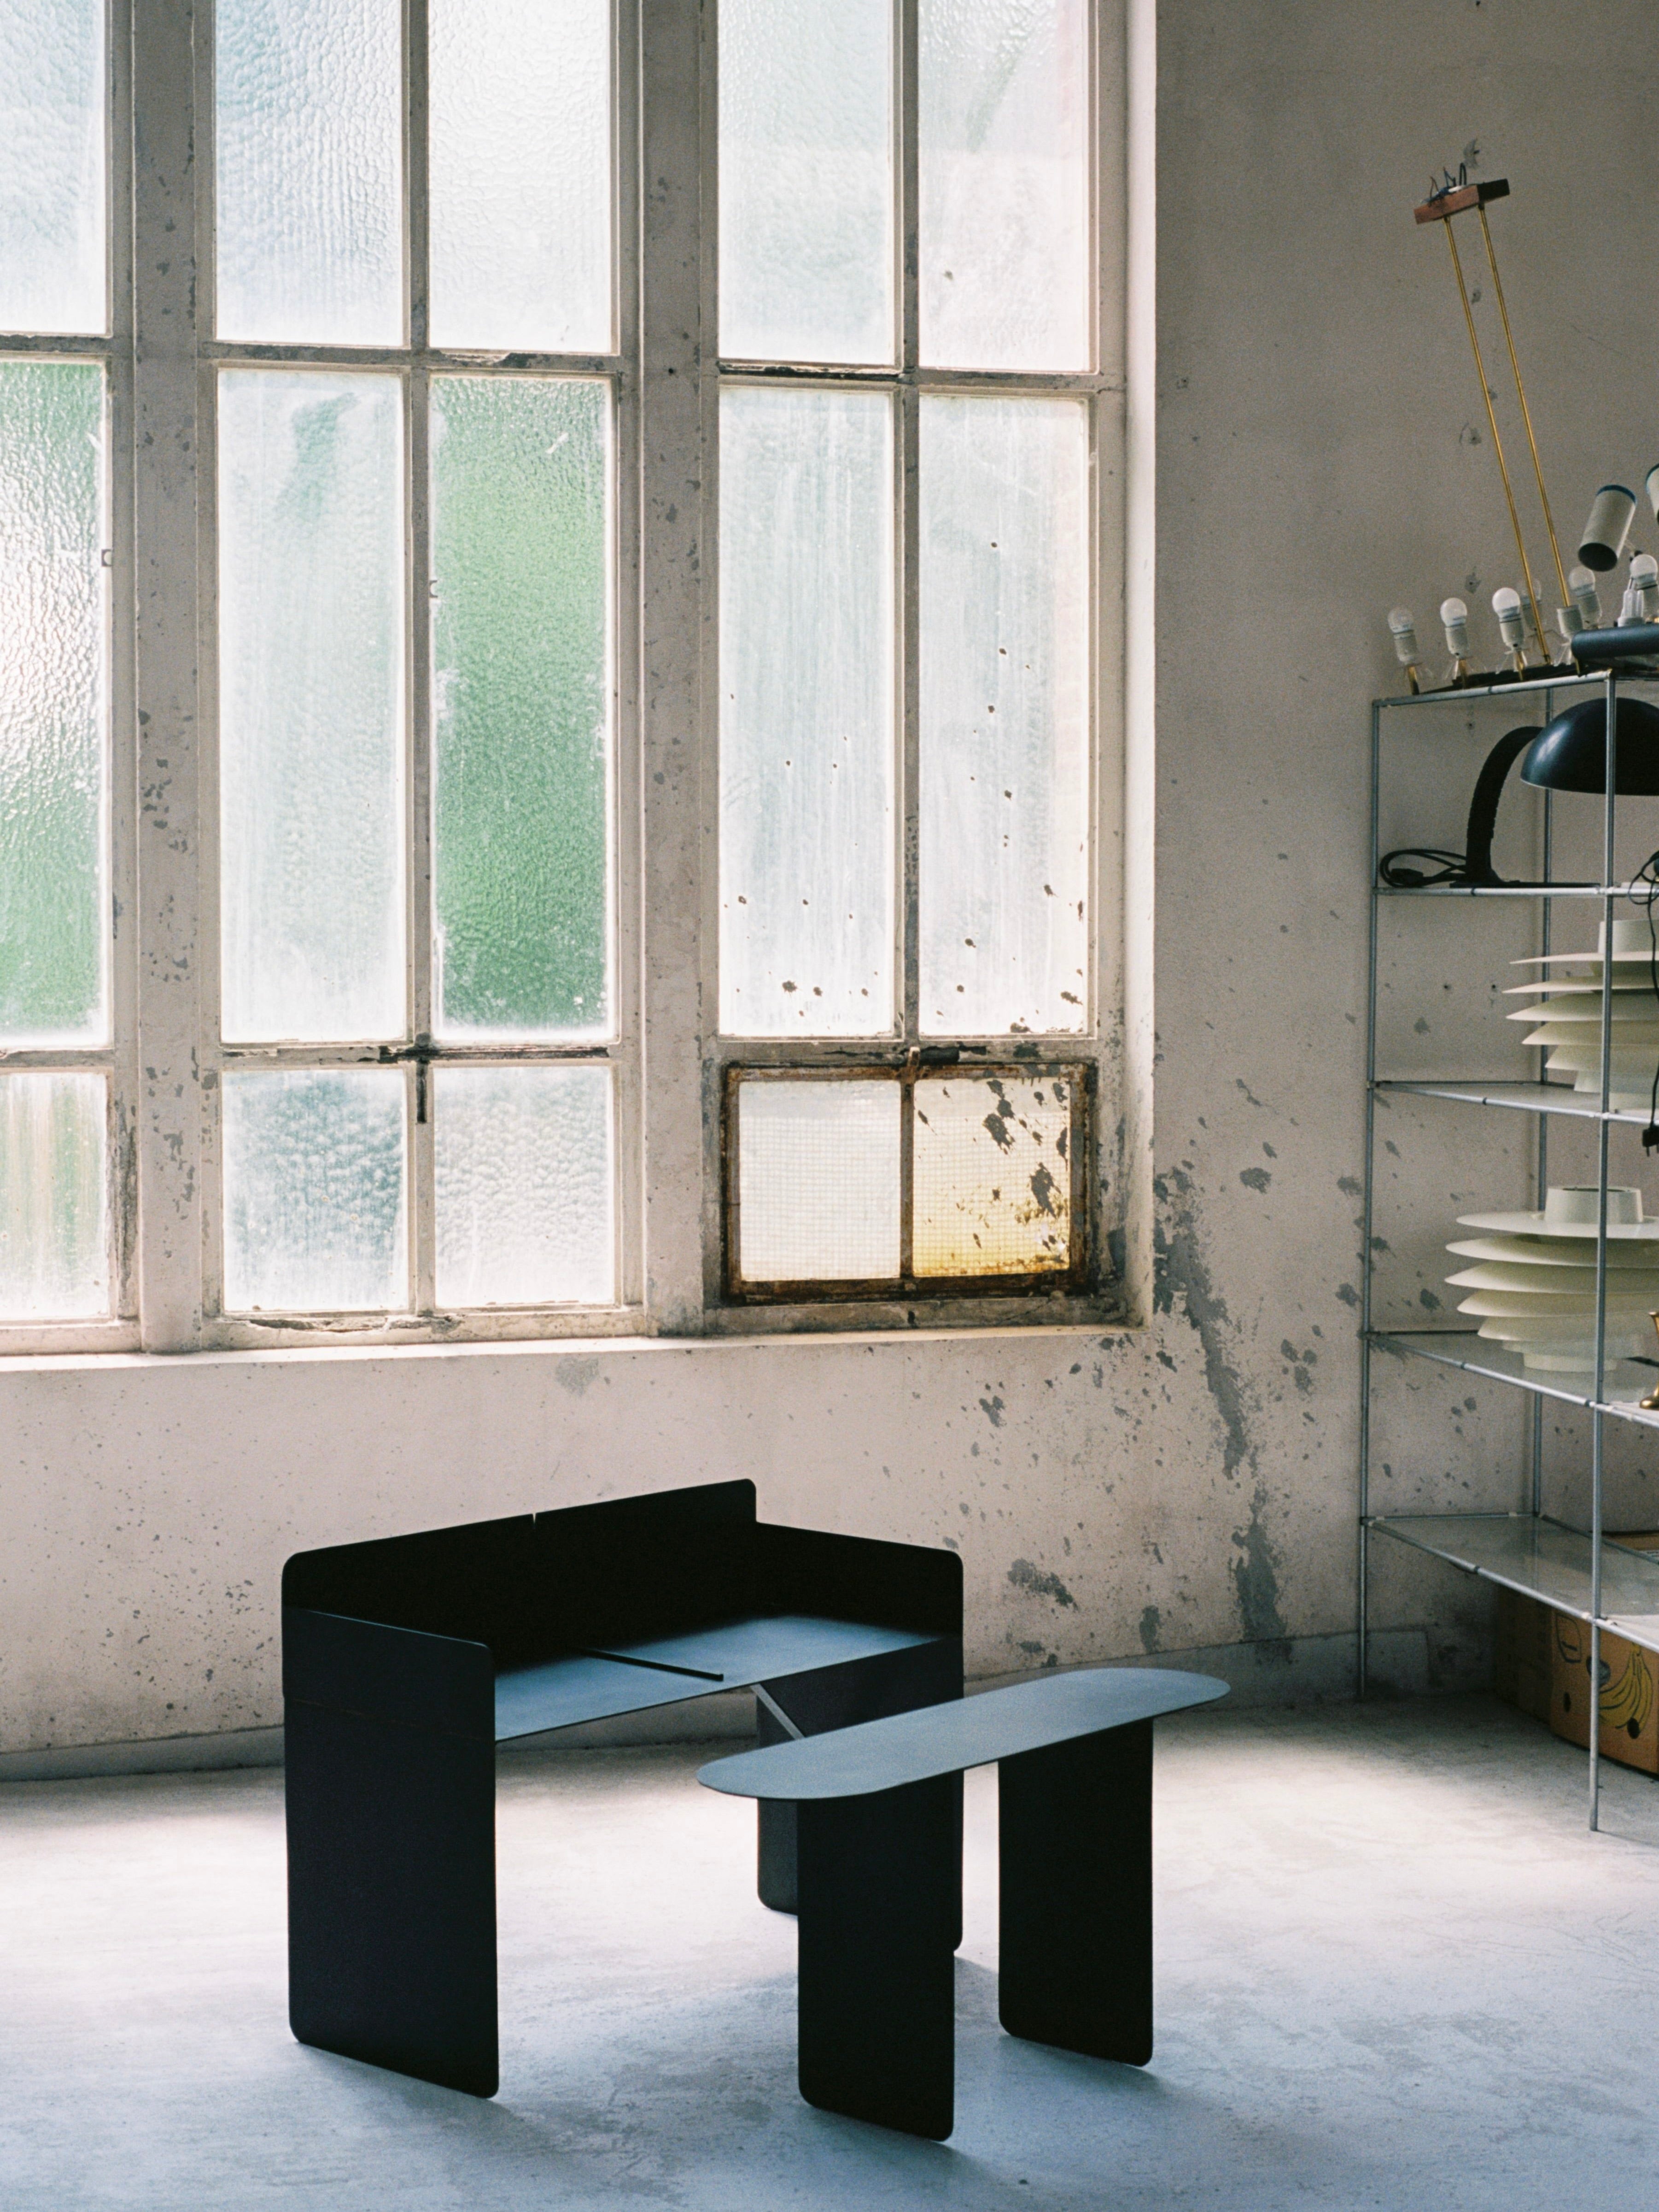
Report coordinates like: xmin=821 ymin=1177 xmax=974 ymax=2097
xmin=6 ymin=0 xmax=1659 ymax=1763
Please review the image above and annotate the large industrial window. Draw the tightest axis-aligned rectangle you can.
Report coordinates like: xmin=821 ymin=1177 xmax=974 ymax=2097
xmin=0 ymin=0 xmax=1119 ymax=1353
xmin=715 ymin=0 xmax=1109 ymax=1313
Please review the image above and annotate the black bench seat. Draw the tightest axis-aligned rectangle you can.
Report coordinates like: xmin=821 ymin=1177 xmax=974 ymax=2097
xmin=700 ymin=1664 xmax=1228 ymax=2141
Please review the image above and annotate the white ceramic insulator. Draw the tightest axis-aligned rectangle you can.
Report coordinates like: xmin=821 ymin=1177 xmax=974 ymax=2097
xmin=1388 ymin=607 xmax=1420 ymax=665
xmin=1491 ymin=586 xmax=1525 ymax=649
xmin=1633 ymin=553 xmax=1659 ymax=620
xmin=1569 ymin=564 xmax=1602 ymax=625
xmin=1580 ymin=483 xmax=1636 ymax=571
xmin=1557 ymin=603 xmax=1584 ymax=639
xmin=1619 ymin=580 xmax=1642 ymax=625
xmin=1439 ymin=597 xmax=1469 ymax=655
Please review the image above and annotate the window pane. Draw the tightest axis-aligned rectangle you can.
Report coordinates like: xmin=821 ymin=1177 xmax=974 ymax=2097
xmin=913 ymin=1072 xmax=1071 ymax=1276
xmin=0 ymin=0 xmax=105 ymax=334
xmin=432 ymin=377 xmax=611 ymax=1040
xmin=0 ymin=1071 xmax=107 ymax=1319
xmin=434 ymin=1067 xmax=613 ymax=1307
xmin=719 ymin=387 xmax=894 ymax=1037
xmin=719 ymin=0 xmax=894 ymax=365
xmin=430 ymin=0 xmax=611 ymax=353
xmin=735 ymin=1078 xmax=899 ymax=1282
xmin=222 ymin=1069 xmax=406 ymax=1312
xmin=219 ymin=370 xmax=405 ymax=1044
xmin=919 ymin=0 xmax=1089 ymax=371
xmin=919 ymin=395 xmax=1088 ymax=1036
xmin=215 ymin=0 xmax=403 ymax=345
xmin=0 ymin=360 xmax=107 ymax=1046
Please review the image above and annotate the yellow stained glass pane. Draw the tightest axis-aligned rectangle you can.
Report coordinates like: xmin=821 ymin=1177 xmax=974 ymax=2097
xmin=912 ymin=1073 xmax=1071 ymax=1276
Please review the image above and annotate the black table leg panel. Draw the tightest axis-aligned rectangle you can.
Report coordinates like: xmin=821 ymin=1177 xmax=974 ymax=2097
xmin=286 ymin=1699 xmax=499 ymax=2097
xmin=757 ymin=1635 xmax=964 ymax=1918
xmin=997 ymin=1717 xmax=1153 ymax=2066
xmin=795 ymin=1774 xmax=959 ymax=2140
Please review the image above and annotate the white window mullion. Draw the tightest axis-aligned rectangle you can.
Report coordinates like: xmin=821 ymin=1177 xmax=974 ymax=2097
xmin=132 ymin=0 xmax=207 ymax=1350
xmin=407 ymin=0 xmax=437 ymax=1312
xmin=637 ymin=0 xmax=713 ymax=1325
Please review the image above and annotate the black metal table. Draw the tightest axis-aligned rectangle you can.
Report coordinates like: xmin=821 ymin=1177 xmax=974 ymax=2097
xmin=700 ymin=1665 xmax=1228 ymax=2140
xmin=282 ymin=1480 xmax=961 ymax=2095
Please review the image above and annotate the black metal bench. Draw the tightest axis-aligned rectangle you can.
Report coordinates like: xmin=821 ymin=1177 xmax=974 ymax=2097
xmin=699 ymin=1664 xmax=1228 ymax=2140
xmin=282 ymin=1480 xmax=961 ymax=2095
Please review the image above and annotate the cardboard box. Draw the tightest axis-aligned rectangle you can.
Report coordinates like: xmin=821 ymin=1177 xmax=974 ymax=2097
xmin=1493 ymin=1585 xmax=1553 ymax=1723
xmin=1549 ymin=1612 xmax=1659 ymax=1774
xmin=1493 ymin=1536 xmax=1659 ymax=1775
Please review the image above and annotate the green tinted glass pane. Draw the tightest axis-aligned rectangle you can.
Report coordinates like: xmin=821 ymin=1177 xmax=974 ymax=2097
xmin=431 ymin=376 xmax=611 ymax=1039
xmin=0 ymin=359 xmax=106 ymax=1044
xmin=0 ymin=1071 xmax=108 ymax=1319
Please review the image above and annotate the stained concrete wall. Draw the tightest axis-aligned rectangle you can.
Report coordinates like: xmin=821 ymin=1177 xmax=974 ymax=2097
xmin=6 ymin=0 xmax=1659 ymax=1763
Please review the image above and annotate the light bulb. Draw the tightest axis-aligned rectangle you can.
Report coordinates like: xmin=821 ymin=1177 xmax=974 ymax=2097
xmin=1388 ymin=607 xmax=1421 ymax=666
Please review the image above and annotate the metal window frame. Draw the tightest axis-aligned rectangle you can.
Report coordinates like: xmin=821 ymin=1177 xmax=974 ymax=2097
xmin=0 ymin=0 xmax=1126 ymax=1357
xmin=0 ymin=0 xmax=140 ymax=1355
xmin=722 ymin=1060 xmax=1092 ymax=1306
xmin=142 ymin=0 xmax=646 ymax=1352
xmin=698 ymin=0 xmax=1127 ymax=1330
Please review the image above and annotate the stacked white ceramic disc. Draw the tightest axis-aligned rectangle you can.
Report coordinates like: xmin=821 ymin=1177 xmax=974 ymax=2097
xmin=1447 ymin=1184 xmax=1659 ymax=1372
xmin=1507 ymin=916 xmax=1659 ymax=1110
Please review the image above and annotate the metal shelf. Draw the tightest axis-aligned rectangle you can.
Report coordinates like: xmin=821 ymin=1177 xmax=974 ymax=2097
xmin=1363 ymin=664 xmax=1659 ymax=1830
xmin=1374 ymin=1079 xmax=1655 ymax=1125
xmin=1371 ymin=1328 xmax=1659 ymax=1428
xmin=1368 ymin=1512 xmax=1659 ymax=1656
xmin=1376 ymin=881 xmax=1659 ymax=900
xmin=1376 ymin=667 xmax=1656 ymax=711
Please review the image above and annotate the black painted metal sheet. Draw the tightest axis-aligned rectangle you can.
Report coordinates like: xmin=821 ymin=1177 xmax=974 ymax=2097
xmin=699 ymin=1666 xmax=1228 ymax=1800
xmin=493 ymin=1614 xmax=940 ymax=1742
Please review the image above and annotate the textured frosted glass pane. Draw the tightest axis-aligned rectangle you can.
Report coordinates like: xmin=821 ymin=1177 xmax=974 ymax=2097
xmin=219 ymin=371 xmax=405 ymax=1043
xmin=0 ymin=0 xmax=105 ymax=333
xmin=919 ymin=396 xmax=1088 ymax=1035
xmin=919 ymin=0 xmax=1089 ymax=370
xmin=432 ymin=378 xmax=610 ymax=1040
xmin=720 ymin=387 xmax=894 ymax=1037
xmin=0 ymin=1072 xmax=107 ymax=1319
xmin=222 ymin=1070 xmax=406 ymax=1312
xmin=736 ymin=1079 xmax=899 ymax=1282
xmin=719 ymin=0 xmax=893 ymax=364
xmin=0 ymin=362 xmax=107 ymax=1045
xmin=215 ymin=0 xmax=402 ymax=344
xmin=913 ymin=1072 xmax=1071 ymax=1275
xmin=434 ymin=1067 xmax=613 ymax=1307
xmin=430 ymin=0 xmax=611 ymax=352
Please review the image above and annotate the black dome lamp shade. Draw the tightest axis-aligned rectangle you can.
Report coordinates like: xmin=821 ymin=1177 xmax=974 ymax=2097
xmin=1520 ymin=695 xmax=1659 ymax=795
xmin=1457 ymin=695 xmax=1659 ymax=885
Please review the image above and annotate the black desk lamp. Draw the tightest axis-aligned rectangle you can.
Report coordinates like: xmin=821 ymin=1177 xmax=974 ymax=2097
xmin=1459 ymin=694 xmax=1659 ymax=883
xmin=1381 ymin=625 xmax=1659 ymax=887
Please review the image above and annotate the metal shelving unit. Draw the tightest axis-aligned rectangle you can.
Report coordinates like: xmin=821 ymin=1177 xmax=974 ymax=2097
xmin=1358 ymin=660 xmax=1659 ymax=1830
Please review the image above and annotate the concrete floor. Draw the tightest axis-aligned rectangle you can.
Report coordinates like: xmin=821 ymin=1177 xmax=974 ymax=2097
xmin=3 ymin=1696 xmax=1659 ymax=2210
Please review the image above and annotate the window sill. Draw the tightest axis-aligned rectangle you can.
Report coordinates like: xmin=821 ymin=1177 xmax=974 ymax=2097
xmin=0 ymin=1306 xmax=1135 ymax=1376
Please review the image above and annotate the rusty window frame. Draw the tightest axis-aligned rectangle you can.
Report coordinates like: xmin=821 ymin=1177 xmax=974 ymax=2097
xmin=722 ymin=1061 xmax=1091 ymax=1305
